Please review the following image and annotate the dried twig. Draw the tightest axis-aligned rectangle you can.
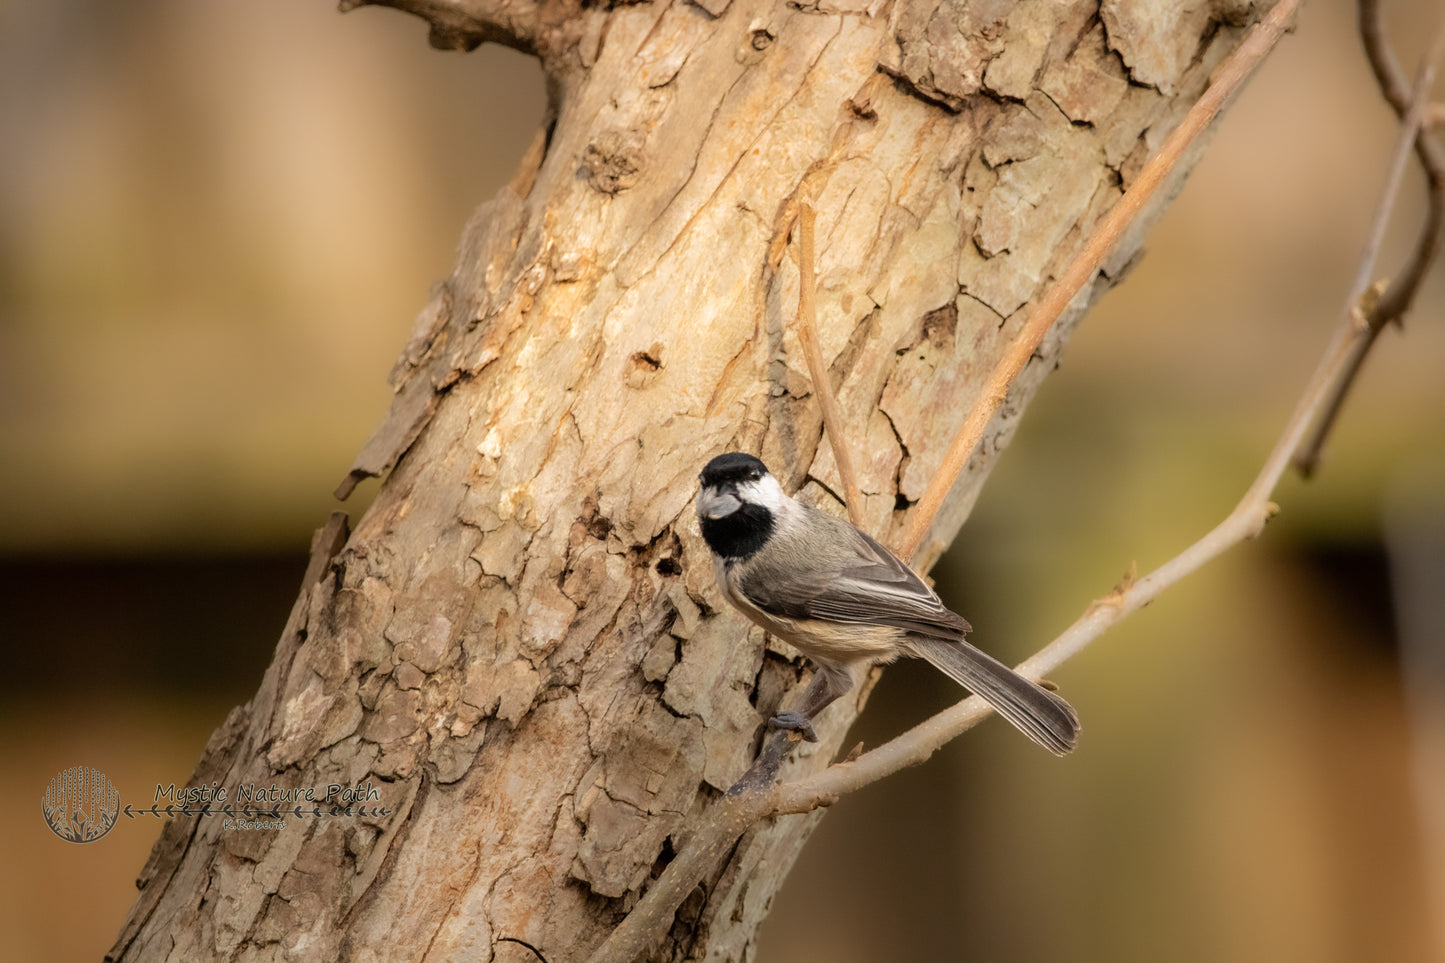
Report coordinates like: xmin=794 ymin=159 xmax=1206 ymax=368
xmin=586 ymin=5 xmax=1307 ymax=962
xmin=1293 ymin=1 xmax=1445 ymax=476
xmin=895 ymin=0 xmax=1302 ymax=562
xmin=1359 ymin=0 xmax=1445 ymax=301
xmin=795 ymin=203 xmax=865 ymax=526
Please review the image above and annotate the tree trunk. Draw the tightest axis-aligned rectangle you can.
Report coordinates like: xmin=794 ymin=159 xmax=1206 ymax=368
xmin=110 ymin=0 xmax=1270 ymax=959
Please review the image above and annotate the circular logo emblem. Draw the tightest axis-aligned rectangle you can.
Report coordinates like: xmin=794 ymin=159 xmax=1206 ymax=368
xmin=42 ymin=766 xmax=120 ymax=843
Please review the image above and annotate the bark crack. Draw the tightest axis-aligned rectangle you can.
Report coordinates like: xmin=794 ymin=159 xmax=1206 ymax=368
xmin=959 ymin=288 xmax=1006 ymax=324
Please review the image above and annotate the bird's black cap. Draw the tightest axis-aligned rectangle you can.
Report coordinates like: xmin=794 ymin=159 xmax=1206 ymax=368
xmin=698 ymin=452 xmax=774 ymax=561
xmin=700 ymin=452 xmax=769 ymax=487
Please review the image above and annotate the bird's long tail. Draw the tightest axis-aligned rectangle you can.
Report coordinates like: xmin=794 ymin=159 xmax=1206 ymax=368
xmin=910 ymin=639 xmax=1080 ymax=755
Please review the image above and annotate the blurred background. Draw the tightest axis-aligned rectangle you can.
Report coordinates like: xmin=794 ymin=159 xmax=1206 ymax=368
xmin=1 ymin=1 xmax=1441 ymax=961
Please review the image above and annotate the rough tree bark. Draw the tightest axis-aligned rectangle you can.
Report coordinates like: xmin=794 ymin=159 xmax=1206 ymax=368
xmin=110 ymin=0 xmax=1276 ymax=959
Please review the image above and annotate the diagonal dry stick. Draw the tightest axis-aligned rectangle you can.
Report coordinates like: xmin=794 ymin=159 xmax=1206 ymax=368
xmin=894 ymin=0 xmax=1302 ymax=562
xmin=795 ymin=202 xmax=866 ymax=526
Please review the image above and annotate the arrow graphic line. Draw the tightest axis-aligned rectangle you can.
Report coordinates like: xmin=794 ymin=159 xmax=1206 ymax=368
xmin=122 ymin=803 xmax=393 ymax=819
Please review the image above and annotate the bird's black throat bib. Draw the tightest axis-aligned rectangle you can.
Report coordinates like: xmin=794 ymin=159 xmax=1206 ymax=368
xmin=699 ymin=503 xmax=775 ymax=562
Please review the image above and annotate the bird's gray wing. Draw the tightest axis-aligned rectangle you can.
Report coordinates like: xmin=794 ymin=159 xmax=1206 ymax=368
xmin=740 ymin=526 xmax=970 ymax=641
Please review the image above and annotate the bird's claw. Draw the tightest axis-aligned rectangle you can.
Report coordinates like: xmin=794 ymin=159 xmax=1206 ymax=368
xmin=768 ymin=711 xmax=819 ymax=743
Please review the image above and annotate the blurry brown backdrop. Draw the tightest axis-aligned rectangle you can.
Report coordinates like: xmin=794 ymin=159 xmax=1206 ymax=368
xmin=1 ymin=1 xmax=1441 ymax=961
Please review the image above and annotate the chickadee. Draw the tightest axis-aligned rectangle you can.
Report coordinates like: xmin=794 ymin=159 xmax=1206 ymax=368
xmin=695 ymin=452 xmax=1079 ymax=755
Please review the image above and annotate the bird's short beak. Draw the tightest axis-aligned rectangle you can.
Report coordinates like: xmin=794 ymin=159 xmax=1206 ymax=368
xmin=697 ymin=486 xmax=740 ymax=520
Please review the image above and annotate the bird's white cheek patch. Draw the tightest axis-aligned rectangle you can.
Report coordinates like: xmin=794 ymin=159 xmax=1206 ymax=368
xmin=738 ymin=476 xmax=787 ymax=512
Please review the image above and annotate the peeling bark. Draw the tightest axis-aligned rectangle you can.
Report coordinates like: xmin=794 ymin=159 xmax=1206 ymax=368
xmin=110 ymin=0 xmax=1276 ymax=959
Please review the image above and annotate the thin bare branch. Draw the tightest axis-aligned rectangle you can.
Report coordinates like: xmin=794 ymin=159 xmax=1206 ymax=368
xmin=1357 ymin=0 xmax=1445 ymax=321
xmin=1358 ymin=0 xmax=1445 ymax=180
xmin=1293 ymin=2 xmax=1445 ymax=476
xmin=795 ymin=203 xmax=865 ymax=526
xmin=894 ymin=0 xmax=1302 ymax=562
